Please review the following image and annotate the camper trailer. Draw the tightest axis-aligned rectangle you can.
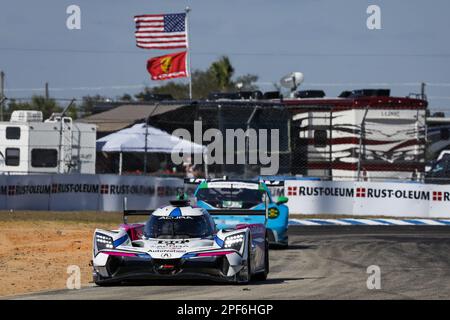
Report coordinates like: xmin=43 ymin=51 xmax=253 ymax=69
xmin=286 ymin=90 xmax=428 ymax=181
xmin=0 ymin=110 xmax=97 ymax=174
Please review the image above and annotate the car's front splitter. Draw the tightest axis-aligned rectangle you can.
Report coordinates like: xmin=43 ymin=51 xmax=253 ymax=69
xmin=93 ymin=254 xmax=245 ymax=284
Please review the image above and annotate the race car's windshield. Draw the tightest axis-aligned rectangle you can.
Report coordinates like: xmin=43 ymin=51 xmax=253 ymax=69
xmin=196 ymin=187 xmax=264 ymax=209
xmin=144 ymin=215 xmax=214 ymax=239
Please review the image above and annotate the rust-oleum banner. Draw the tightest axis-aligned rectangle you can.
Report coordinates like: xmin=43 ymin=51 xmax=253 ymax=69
xmin=146 ymin=51 xmax=187 ymax=80
xmin=0 ymin=174 xmax=184 ymax=211
xmin=285 ymin=180 xmax=450 ymax=218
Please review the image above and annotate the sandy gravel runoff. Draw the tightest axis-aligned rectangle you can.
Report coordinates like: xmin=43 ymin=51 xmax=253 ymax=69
xmin=0 ymin=211 xmax=119 ymax=298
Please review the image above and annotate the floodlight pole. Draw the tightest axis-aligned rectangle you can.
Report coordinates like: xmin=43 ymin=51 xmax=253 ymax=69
xmin=185 ymin=7 xmax=193 ymax=100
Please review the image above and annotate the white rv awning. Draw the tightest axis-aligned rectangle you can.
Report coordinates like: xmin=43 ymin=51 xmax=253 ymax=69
xmin=96 ymin=123 xmax=206 ymax=154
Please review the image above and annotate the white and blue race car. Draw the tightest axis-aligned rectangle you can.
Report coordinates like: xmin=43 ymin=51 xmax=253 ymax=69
xmin=92 ymin=199 xmax=269 ymax=285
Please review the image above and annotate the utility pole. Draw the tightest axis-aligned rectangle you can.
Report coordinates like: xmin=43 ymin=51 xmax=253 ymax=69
xmin=0 ymin=71 xmax=4 ymax=121
xmin=45 ymin=82 xmax=49 ymax=100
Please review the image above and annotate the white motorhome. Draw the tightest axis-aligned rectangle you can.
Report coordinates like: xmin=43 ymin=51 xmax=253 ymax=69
xmin=286 ymin=90 xmax=428 ymax=181
xmin=0 ymin=110 xmax=97 ymax=174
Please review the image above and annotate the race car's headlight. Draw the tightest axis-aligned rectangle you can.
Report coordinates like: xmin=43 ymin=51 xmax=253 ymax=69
xmin=268 ymin=207 xmax=279 ymax=219
xmin=224 ymin=233 xmax=245 ymax=251
xmin=95 ymin=233 xmax=114 ymax=251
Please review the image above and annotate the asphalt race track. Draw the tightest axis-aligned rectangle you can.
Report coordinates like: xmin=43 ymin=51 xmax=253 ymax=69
xmin=15 ymin=226 xmax=450 ymax=300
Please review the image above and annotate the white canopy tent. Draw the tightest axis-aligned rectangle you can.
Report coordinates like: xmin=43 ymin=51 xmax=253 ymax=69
xmin=96 ymin=123 xmax=207 ymax=175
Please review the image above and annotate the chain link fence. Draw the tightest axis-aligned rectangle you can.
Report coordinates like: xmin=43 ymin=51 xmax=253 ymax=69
xmin=4 ymin=96 xmax=449 ymax=182
xmin=87 ymin=99 xmax=450 ymax=183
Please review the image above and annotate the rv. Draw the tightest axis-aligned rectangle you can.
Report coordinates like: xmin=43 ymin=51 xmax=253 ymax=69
xmin=285 ymin=89 xmax=428 ymax=181
xmin=0 ymin=110 xmax=97 ymax=174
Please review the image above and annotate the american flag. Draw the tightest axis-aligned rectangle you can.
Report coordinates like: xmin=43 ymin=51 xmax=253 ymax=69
xmin=134 ymin=13 xmax=188 ymax=50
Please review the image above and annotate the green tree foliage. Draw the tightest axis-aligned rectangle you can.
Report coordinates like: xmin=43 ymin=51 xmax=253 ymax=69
xmin=209 ymin=56 xmax=235 ymax=91
xmin=79 ymin=95 xmax=107 ymax=117
xmin=136 ymin=82 xmax=188 ymax=100
xmin=235 ymin=74 xmax=259 ymax=91
xmin=6 ymin=96 xmax=63 ymax=120
xmin=5 ymin=56 xmax=260 ymax=121
xmin=135 ymin=56 xmax=259 ymax=101
xmin=120 ymin=93 xmax=133 ymax=101
xmin=191 ymin=69 xmax=222 ymax=99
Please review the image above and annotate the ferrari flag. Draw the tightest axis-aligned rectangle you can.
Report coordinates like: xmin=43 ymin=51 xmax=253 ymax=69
xmin=147 ymin=51 xmax=188 ymax=80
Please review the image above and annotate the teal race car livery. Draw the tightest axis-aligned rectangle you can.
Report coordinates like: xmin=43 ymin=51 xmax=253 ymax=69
xmin=189 ymin=179 xmax=289 ymax=248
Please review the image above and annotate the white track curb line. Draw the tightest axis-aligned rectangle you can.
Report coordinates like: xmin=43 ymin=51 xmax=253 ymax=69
xmin=288 ymin=218 xmax=450 ymax=226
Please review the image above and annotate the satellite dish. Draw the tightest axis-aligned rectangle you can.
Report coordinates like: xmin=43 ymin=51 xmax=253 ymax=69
xmin=280 ymin=72 xmax=304 ymax=92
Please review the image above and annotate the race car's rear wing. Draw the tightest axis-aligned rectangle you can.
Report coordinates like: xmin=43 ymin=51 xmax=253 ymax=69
xmin=185 ymin=177 xmax=285 ymax=187
xmin=122 ymin=197 xmax=154 ymax=224
xmin=208 ymin=208 xmax=268 ymax=226
xmin=123 ymin=210 xmax=154 ymax=224
xmin=123 ymin=210 xmax=155 ymax=224
xmin=207 ymin=209 xmax=266 ymax=216
xmin=122 ymin=198 xmax=193 ymax=223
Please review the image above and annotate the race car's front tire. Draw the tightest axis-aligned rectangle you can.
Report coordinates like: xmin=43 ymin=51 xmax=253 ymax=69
xmin=253 ymin=234 xmax=269 ymax=281
xmin=236 ymin=241 xmax=252 ymax=284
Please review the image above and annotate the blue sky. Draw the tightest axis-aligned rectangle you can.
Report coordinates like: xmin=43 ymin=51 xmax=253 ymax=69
xmin=1 ymin=0 xmax=450 ymax=111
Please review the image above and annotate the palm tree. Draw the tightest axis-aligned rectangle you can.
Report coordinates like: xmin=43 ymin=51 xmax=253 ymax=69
xmin=209 ymin=56 xmax=235 ymax=91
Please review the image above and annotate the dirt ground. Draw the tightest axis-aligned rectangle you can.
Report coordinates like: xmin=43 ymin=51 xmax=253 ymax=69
xmin=0 ymin=211 xmax=121 ymax=298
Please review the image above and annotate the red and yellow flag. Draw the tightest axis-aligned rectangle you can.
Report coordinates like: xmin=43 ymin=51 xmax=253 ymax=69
xmin=146 ymin=51 xmax=187 ymax=80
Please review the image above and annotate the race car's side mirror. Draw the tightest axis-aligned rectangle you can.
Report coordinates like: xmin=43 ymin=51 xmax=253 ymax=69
xmin=276 ymin=196 xmax=289 ymax=205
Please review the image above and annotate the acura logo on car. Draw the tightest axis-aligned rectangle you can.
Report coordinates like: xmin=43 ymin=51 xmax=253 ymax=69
xmin=162 ymin=253 xmax=172 ymax=258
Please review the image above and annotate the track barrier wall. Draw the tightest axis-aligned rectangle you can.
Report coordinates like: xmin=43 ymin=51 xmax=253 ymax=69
xmin=285 ymin=180 xmax=450 ymax=218
xmin=0 ymin=174 xmax=183 ymax=211
xmin=1 ymin=174 xmax=450 ymax=218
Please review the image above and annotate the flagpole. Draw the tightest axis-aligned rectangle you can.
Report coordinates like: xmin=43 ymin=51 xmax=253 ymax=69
xmin=185 ymin=6 xmax=192 ymax=100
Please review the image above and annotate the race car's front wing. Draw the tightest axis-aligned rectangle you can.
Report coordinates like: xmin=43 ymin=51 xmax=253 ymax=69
xmin=93 ymin=251 xmax=247 ymax=284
